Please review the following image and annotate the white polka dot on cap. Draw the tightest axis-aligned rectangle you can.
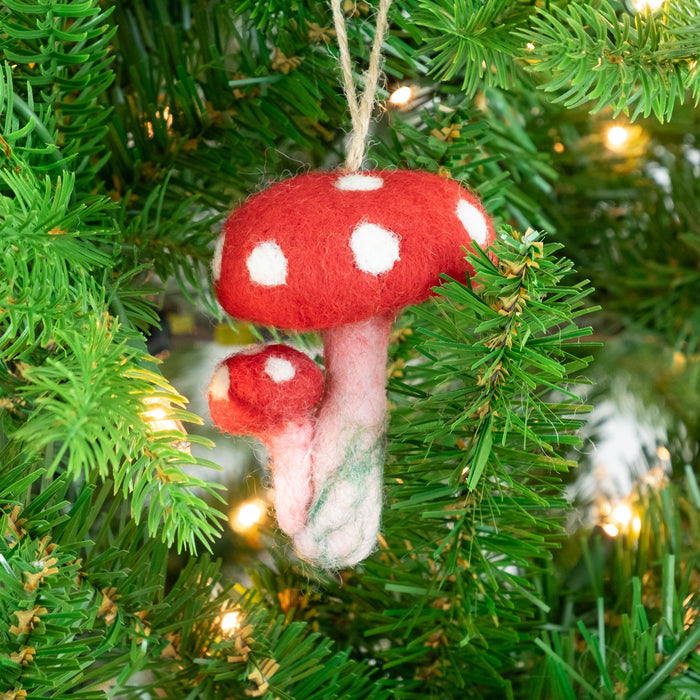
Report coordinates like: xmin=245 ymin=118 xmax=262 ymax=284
xmin=246 ymin=240 xmax=288 ymax=286
xmin=349 ymin=222 xmax=400 ymax=275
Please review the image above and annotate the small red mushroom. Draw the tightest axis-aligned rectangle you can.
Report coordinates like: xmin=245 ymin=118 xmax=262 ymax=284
xmin=210 ymin=170 xmax=495 ymax=567
xmin=209 ymin=344 xmax=323 ymax=535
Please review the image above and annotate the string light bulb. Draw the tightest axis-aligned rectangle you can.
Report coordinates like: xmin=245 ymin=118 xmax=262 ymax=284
xmin=606 ymin=125 xmax=631 ymax=150
xmin=632 ymin=0 xmax=665 ymax=11
xmin=221 ymin=611 xmax=241 ymax=635
xmin=230 ymin=499 xmax=265 ymax=534
xmin=600 ymin=500 xmax=640 ymax=538
xmin=140 ymin=396 xmax=191 ymax=453
xmin=141 ymin=396 xmax=170 ymax=425
xmin=603 ymin=523 xmax=619 ymax=537
xmin=388 ymin=85 xmax=413 ymax=106
xmin=611 ymin=504 xmax=632 ymax=528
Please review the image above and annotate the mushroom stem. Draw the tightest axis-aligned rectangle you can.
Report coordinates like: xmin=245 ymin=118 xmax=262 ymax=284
xmin=293 ymin=313 xmax=394 ymax=567
xmin=266 ymin=420 xmax=314 ymax=536
xmin=207 ymin=344 xmax=323 ymax=539
xmin=315 ymin=313 xmax=394 ymax=482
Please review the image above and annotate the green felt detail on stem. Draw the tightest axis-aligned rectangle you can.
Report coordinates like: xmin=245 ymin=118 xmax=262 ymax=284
xmin=294 ymin=428 xmax=385 ymax=570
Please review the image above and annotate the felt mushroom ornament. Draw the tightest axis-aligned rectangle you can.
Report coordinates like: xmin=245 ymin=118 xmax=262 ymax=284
xmin=209 ymin=170 xmax=495 ymax=568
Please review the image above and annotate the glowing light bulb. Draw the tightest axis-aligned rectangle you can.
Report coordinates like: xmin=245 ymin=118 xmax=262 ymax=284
xmin=526 ymin=42 xmax=535 ymax=51
xmin=230 ymin=500 xmax=265 ymax=533
xmin=612 ymin=504 xmax=632 ymax=527
xmin=657 ymin=446 xmax=671 ymax=461
xmin=139 ymin=397 xmax=191 ymax=454
xmin=632 ymin=0 xmax=665 ymax=11
xmin=606 ymin=125 xmax=630 ymax=150
xmin=238 ymin=503 xmax=263 ymax=527
xmin=389 ymin=86 xmax=413 ymax=106
xmin=632 ymin=516 xmax=642 ymax=534
xmin=603 ymin=523 xmax=619 ymax=537
xmin=221 ymin=611 xmax=241 ymax=634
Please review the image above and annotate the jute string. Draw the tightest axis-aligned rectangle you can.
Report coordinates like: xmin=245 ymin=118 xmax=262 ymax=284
xmin=331 ymin=0 xmax=393 ymax=172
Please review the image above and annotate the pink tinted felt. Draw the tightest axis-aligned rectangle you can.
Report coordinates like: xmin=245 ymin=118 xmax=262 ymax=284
xmin=215 ymin=170 xmax=495 ymax=330
xmin=311 ymin=314 xmax=392 ymax=485
xmin=268 ymin=420 xmax=315 ymax=535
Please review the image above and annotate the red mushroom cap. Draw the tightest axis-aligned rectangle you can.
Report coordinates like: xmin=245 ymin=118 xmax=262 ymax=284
xmin=208 ymin=344 xmax=323 ymax=436
xmin=212 ymin=170 xmax=495 ymax=331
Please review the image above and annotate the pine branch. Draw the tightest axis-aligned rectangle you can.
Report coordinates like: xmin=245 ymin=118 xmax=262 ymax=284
xmin=1 ymin=55 xmax=223 ymax=556
xmin=535 ymin=469 xmax=700 ymax=697
xmin=521 ymin=0 xmax=700 ymax=122
xmin=6 ymin=310 xmax=224 ymax=554
xmin=369 ymin=93 xmax=556 ymax=230
xmin=0 ymin=462 xmax=384 ymax=699
xmin=0 ymin=0 xmax=116 ymax=187
xmin=0 ymin=466 xmax=113 ymax=698
xmin=413 ymin=0 xmax=533 ymax=96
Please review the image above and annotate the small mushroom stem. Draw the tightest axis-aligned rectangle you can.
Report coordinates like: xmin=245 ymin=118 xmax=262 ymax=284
xmin=207 ymin=345 xmax=323 ymax=539
xmin=293 ymin=313 xmax=394 ymax=567
xmin=266 ymin=420 xmax=315 ymax=536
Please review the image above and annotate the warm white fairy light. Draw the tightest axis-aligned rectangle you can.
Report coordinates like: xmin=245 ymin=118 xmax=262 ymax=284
xmin=656 ymin=445 xmax=671 ymax=461
xmin=600 ymin=500 xmax=642 ymax=538
xmin=389 ymin=85 xmax=413 ymax=106
xmin=603 ymin=523 xmax=619 ymax=537
xmin=141 ymin=397 xmax=178 ymax=432
xmin=526 ymin=42 xmax=535 ymax=51
xmin=611 ymin=503 xmax=632 ymax=528
xmin=606 ymin=125 xmax=631 ymax=150
xmin=632 ymin=0 xmax=665 ymax=11
xmin=238 ymin=503 xmax=263 ymax=528
xmin=230 ymin=499 xmax=265 ymax=533
xmin=221 ymin=611 xmax=241 ymax=634
xmin=147 ymin=406 xmax=167 ymax=421
xmin=140 ymin=396 xmax=191 ymax=454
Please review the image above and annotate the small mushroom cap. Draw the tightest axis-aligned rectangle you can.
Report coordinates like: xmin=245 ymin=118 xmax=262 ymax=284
xmin=213 ymin=170 xmax=495 ymax=331
xmin=208 ymin=344 xmax=323 ymax=436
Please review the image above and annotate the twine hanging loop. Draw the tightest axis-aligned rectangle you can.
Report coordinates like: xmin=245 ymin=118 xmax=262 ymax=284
xmin=331 ymin=0 xmax=393 ymax=172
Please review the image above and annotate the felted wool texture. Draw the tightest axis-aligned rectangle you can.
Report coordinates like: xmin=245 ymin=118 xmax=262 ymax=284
xmin=208 ymin=344 xmax=321 ymax=538
xmin=208 ymin=344 xmax=323 ymax=437
xmin=293 ymin=431 xmax=384 ymax=569
xmin=291 ymin=315 xmax=391 ymax=567
xmin=311 ymin=314 xmax=393 ymax=485
xmin=267 ymin=420 xmax=315 ymax=536
xmin=213 ymin=170 xmax=496 ymax=331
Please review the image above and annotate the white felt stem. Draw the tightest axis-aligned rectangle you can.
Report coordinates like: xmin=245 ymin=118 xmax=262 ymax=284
xmin=292 ymin=314 xmax=393 ymax=567
xmin=267 ymin=420 xmax=315 ymax=536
